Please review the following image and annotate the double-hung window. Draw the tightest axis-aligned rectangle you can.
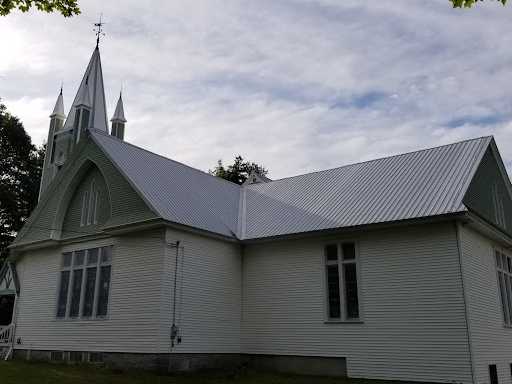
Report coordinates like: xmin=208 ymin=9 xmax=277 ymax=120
xmin=496 ymin=249 xmax=512 ymax=326
xmin=56 ymin=246 xmax=112 ymax=319
xmin=325 ymin=242 xmax=360 ymax=321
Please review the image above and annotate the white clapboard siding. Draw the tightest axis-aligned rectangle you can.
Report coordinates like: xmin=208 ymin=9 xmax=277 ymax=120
xmin=160 ymin=228 xmax=242 ymax=354
xmin=241 ymin=222 xmax=473 ymax=383
xmin=14 ymin=229 xmax=170 ymax=353
xmin=459 ymin=225 xmax=512 ymax=384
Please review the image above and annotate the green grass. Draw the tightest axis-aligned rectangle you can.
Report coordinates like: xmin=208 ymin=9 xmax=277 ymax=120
xmin=0 ymin=360 xmax=392 ymax=384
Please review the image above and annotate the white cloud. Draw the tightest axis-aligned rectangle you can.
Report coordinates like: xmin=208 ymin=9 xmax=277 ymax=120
xmin=1 ymin=0 xmax=512 ymax=178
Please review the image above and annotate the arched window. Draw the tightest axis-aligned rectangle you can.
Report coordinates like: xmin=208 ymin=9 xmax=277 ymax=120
xmin=80 ymin=180 xmax=99 ymax=226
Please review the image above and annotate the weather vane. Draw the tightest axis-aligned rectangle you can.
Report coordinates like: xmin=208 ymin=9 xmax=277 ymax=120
xmin=93 ymin=14 xmax=105 ymax=47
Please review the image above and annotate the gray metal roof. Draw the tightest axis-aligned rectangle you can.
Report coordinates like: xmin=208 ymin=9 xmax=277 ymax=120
xmin=242 ymin=136 xmax=491 ymax=239
xmin=91 ymin=130 xmax=241 ymax=237
xmin=91 ymin=131 xmax=492 ymax=240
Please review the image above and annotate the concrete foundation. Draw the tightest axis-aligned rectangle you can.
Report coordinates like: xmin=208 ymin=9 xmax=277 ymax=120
xmin=12 ymin=349 xmax=347 ymax=377
xmin=244 ymin=354 xmax=347 ymax=377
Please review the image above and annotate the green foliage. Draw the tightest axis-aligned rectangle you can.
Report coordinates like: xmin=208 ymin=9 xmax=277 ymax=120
xmin=0 ymin=101 xmax=44 ymax=263
xmin=0 ymin=0 xmax=80 ymax=17
xmin=210 ymin=155 xmax=268 ymax=185
xmin=451 ymin=0 xmax=506 ymax=7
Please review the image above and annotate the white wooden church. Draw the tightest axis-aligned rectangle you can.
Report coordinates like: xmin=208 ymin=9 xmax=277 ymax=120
xmin=1 ymin=42 xmax=512 ymax=384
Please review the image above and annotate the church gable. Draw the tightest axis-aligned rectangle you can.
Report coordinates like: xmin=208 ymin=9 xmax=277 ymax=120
xmin=12 ymin=137 xmax=158 ymax=247
xmin=463 ymin=143 xmax=512 ymax=235
xmin=61 ymin=165 xmax=111 ymax=238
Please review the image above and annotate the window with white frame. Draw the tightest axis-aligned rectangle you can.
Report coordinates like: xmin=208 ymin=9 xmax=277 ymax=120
xmin=496 ymin=249 xmax=512 ymax=326
xmin=80 ymin=181 xmax=99 ymax=226
xmin=56 ymin=246 xmax=112 ymax=319
xmin=324 ymin=242 xmax=360 ymax=320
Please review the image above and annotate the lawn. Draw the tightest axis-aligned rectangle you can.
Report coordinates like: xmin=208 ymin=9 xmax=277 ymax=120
xmin=0 ymin=360 xmax=393 ymax=384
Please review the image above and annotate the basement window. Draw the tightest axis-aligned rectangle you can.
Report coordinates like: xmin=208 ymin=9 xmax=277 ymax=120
xmin=56 ymin=246 xmax=112 ymax=320
xmin=490 ymin=364 xmax=498 ymax=384
xmin=324 ymin=242 xmax=360 ymax=321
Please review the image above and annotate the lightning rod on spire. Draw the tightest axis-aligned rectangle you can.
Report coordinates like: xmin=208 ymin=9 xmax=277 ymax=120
xmin=93 ymin=14 xmax=106 ymax=47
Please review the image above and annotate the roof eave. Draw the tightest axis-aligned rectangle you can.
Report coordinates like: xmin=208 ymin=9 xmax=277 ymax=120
xmin=240 ymin=212 xmax=469 ymax=244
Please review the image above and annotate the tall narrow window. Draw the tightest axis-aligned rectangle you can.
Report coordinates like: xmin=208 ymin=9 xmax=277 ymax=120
xmin=56 ymin=252 xmax=72 ymax=318
xmin=69 ymin=250 xmax=85 ymax=318
xmin=87 ymin=181 xmax=96 ymax=225
xmin=496 ymin=249 xmax=512 ymax=326
xmin=56 ymin=246 xmax=112 ymax=319
xmin=81 ymin=181 xmax=99 ymax=226
xmin=50 ymin=136 xmax=58 ymax=163
xmin=93 ymin=190 xmax=99 ymax=224
xmin=324 ymin=242 xmax=360 ymax=321
xmin=82 ymin=248 xmax=98 ymax=317
xmin=80 ymin=191 xmax=89 ymax=227
xmin=325 ymin=244 xmax=340 ymax=319
xmin=492 ymin=183 xmax=507 ymax=229
xmin=342 ymin=243 xmax=359 ymax=319
xmin=97 ymin=247 xmax=112 ymax=317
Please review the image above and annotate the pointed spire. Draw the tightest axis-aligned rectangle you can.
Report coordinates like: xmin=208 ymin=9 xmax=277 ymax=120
xmin=111 ymin=92 xmax=127 ymax=123
xmin=62 ymin=46 xmax=109 ymax=132
xmin=50 ymin=87 xmax=65 ymax=118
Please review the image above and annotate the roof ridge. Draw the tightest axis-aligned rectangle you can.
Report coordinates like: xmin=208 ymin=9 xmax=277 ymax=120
xmin=89 ymin=129 xmax=242 ymax=189
xmin=256 ymin=135 xmax=494 ymax=185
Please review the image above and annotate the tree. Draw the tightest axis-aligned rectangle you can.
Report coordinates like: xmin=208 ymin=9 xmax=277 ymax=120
xmin=0 ymin=0 xmax=79 ymax=17
xmin=210 ymin=155 xmax=268 ymax=185
xmin=451 ymin=0 xmax=506 ymax=7
xmin=0 ymin=101 xmax=44 ymax=264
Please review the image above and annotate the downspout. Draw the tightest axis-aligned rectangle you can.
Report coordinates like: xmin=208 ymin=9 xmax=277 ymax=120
xmin=171 ymin=240 xmax=179 ymax=348
xmin=166 ymin=240 xmax=182 ymax=349
xmin=455 ymin=221 xmax=476 ymax=384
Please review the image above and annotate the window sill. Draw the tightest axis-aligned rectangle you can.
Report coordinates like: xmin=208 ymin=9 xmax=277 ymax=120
xmin=324 ymin=320 xmax=364 ymax=324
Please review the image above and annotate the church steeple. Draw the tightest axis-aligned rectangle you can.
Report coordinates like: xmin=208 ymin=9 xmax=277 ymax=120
xmin=37 ymin=19 xmax=117 ymax=199
xmin=62 ymin=46 xmax=108 ymax=133
xmin=111 ymin=92 xmax=126 ymax=140
xmin=38 ymin=44 xmax=110 ymax=199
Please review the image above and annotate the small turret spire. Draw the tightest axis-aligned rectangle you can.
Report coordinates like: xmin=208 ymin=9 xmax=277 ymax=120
xmin=111 ymin=91 xmax=127 ymax=140
xmin=39 ymin=88 xmax=67 ymax=199
xmin=111 ymin=91 xmax=126 ymax=122
xmin=50 ymin=87 xmax=65 ymax=118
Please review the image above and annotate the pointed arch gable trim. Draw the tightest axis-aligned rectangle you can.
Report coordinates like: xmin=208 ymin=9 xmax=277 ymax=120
xmin=52 ymin=158 xmax=113 ymax=239
xmin=0 ymin=262 xmax=20 ymax=295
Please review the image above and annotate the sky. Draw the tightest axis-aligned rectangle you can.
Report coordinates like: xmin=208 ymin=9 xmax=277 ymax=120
xmin=1 ymin=0 xmax=512 ymax=179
